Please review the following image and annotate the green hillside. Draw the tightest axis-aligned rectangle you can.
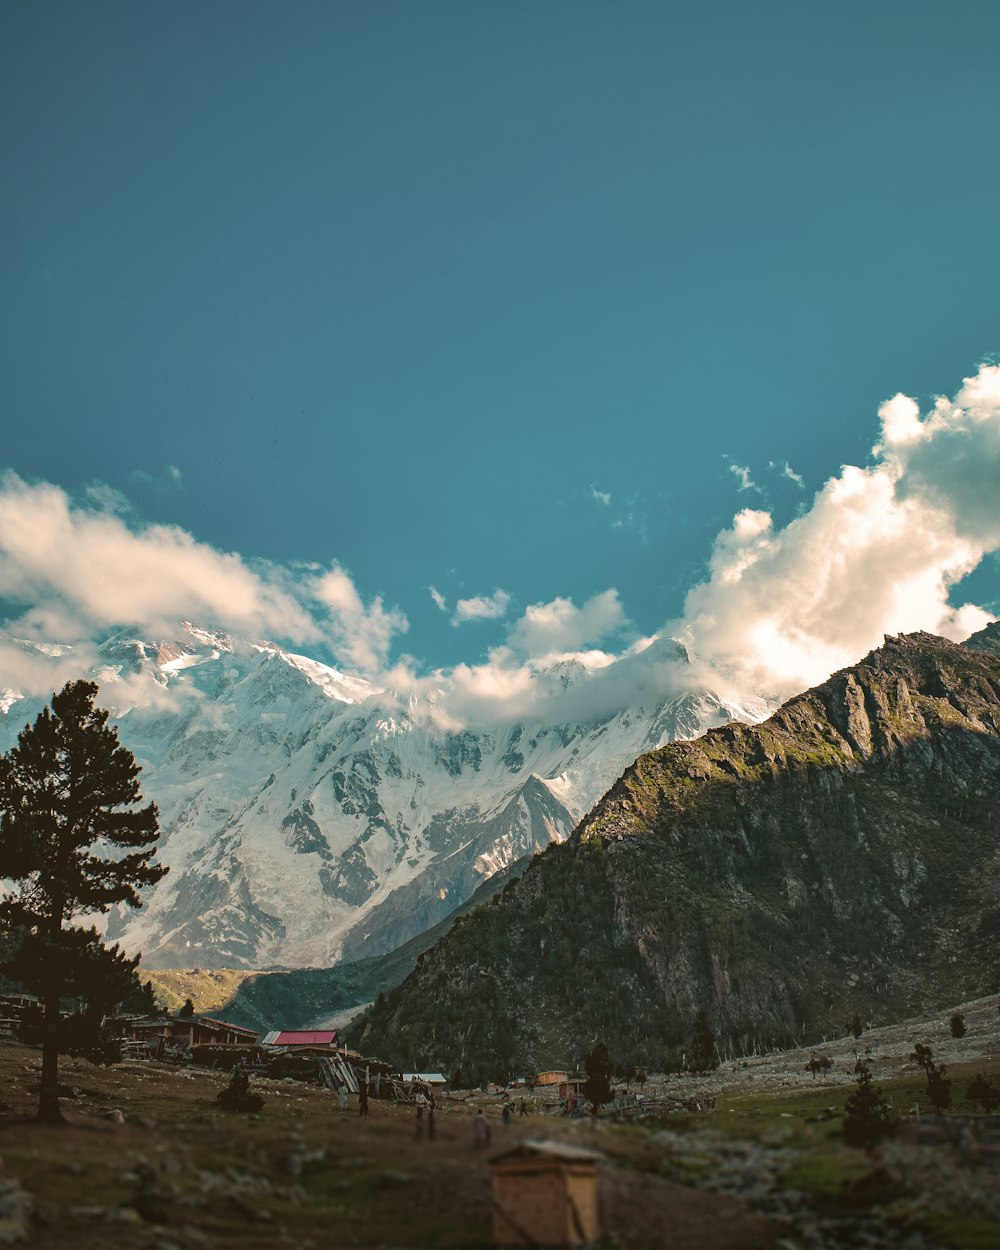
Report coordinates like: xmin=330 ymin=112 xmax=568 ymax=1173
xmin=349 ymin=627 xmax=1000 ymax=1083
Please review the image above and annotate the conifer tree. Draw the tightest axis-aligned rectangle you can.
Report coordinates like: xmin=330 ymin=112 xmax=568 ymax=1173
xmin=582 ymin=1041 xmax=613 ymax=1113
xmin=911 ymin=1043 xmax=952 ymax=1113
xmin=688 ymin=1007 xmax=719 ymax=1072
xmin=0 ymin=681 xmax=166 ymax=1121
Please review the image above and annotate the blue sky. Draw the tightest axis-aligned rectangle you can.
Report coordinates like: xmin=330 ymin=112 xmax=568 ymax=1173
xmin=2 ymin=0 xmax=1000 ymax=703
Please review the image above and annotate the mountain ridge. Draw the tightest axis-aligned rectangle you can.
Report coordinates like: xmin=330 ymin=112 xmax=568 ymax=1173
xmin=0 ymin=622 xmax=761 ymax=969
xmin=350 ymin=626 xmax=1000 ymax=1082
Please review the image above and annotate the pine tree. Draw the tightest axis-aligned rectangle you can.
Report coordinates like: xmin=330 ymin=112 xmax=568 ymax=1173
xmin=911 ymin=1043 xmax=952 ymax=1113
xmin=179 ymin=998 xmax=195 ymax=1018
xmin=581 ymin=1041 xmax=613 ymax=1113
xmin=0 ymin=681 xmax=166 ymax=1122
xmin=688 ymin=1008 xmax=719 ymax=1072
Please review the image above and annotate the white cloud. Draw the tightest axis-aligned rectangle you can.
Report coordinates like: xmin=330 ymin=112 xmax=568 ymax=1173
xmin=0 ymin=473 xmax=406 ymax=685
xmin=309 ymin=565 xmax=408 ymax=673
xmin=769 ymin=459 xmax=805 ymax=488
xmin=678 ymin=363 xmax=1000 ymax=697
xmin=4 ymin=363 xmax=1000 ymax=730
xmin=452 ymin=589 xmax=511 ymax=625
xmin=729 ymin=463 xmax=755 ymax=492
xmin=129 ymin=464 xmax=184 ymax=492
xmin=591 ymin=486 xmax=612 ymax=506
xmin=507 ymin=589 xmax=627 ymax=658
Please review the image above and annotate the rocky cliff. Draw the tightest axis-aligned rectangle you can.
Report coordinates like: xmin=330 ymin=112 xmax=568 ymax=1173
xmin=351 ymin=626 xmax=1000 ymax=1081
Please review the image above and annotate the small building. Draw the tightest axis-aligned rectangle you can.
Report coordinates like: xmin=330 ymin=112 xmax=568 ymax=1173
xmin=491 ymin=1139 xmax=601 ymax=1247
xmin=402 ymin=1072 xmax=447 ymax=1089
xmin=534 ymin=1070 xmax=568 ymax=1087
xmin=114 ymin=1014 xmax=259 ymax=1053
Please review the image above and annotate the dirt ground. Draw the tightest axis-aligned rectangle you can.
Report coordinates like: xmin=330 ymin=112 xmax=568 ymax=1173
xmin=0 ymin=1049 xmax=776 ymax=1249
xmin=2 ymin=994 xmax=998 ymax=1250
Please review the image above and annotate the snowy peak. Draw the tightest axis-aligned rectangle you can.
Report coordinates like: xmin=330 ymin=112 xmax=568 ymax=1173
xmin=0 ymin=624 xmax=769 ymax=970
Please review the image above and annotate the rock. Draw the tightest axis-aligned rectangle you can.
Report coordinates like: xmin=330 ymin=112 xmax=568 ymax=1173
xmin=0 ymin=1175 xmax=34 ymax=1244
xmin=378 ymin=1170 xmax=412 ymax=1188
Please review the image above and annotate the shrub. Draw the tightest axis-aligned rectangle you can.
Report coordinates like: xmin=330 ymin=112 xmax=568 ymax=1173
xmin=843 ymin=1058 xmax=896 ymax=1147
xmin=966 ymin=1073 xmax=1000 ymax=1112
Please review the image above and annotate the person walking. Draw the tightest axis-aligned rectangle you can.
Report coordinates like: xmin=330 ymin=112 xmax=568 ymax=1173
xmin=472 ymin=1108 xmax=490 ymax=1148
xmin=519 ymin=1097 xmax=527 ymax=1117
xmin=414 ymin=1089 xmax=426 ymax=1140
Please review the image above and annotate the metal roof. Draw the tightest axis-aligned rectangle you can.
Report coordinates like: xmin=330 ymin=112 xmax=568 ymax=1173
xmin=262 ymin=1030 xmax=338 ymax=1046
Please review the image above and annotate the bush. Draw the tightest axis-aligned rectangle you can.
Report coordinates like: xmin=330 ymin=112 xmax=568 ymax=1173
xmin=949 ymin=1012 xmax=966 ymax=1038
xmin=217 ymin=1068 xmax=264 ymax=1113
xmin=966 ymin=1074 xmax=1000 ymax=1112
xmin=843 ymin=1058 xmax=896 ymax=1147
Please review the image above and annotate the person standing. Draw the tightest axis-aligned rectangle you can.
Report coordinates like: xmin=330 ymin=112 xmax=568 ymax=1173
xmin=338 ymin=1084 xmax=348 ymax=1112
xmin=472 ymin=1108 xmax=490 ymax=1148
xmin=414 ymin=1089 xmax=426 ymax=1139
xmin=359 ymin=1082 xmax=369 ymax=1117
xmin=427 ymin=1094 xmax=436 ymax=1141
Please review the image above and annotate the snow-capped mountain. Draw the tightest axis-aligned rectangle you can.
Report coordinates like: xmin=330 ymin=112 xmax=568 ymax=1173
xmin=0 ymin=624 xmax=768 ymax=969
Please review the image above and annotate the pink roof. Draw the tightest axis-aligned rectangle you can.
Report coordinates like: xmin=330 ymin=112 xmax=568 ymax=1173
xmin=274 ymin=1030 xmax=337 ymax=1045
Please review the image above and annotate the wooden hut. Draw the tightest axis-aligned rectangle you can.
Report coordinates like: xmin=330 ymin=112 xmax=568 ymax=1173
xmin=490 ymin=1139 xmax=601 ymax=1248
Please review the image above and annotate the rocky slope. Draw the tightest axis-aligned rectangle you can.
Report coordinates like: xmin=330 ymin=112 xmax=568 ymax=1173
xmin=350 ymin=626 xmax=1000 ymax=1083
xmin=0 ymin=624 xmax=760 ymax=968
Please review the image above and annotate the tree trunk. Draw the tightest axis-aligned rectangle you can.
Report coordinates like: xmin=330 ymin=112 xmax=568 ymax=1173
xmin=38 ymin=984 xmax=64 ymax=1123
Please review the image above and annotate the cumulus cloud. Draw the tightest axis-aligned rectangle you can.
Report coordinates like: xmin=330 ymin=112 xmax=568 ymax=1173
xmin=452 ymin=589 xmax=511 ymax=625
xmin=309 ymin=565 xmax=408 ymax=673
xmin=4 ymin=363 xmax=1000 ymax=730
xmin=0 ymin=473 xmax=406 ymax=689
xmin=506 ymin=589 xmax=627 ymax=658
xmin=678 ymin=363 xmax=1000 ymax=697
xmin=379 ymin=589 xmax=643 ymax=730
xmin=591 ymin=486 xmax=612 ymax=506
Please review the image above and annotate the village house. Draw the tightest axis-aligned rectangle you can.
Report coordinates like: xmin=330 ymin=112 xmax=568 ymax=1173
xmin=534 ymin=1070 xmax=569 ymax=1087
xmin=112 ymin=1014 xmax=259 ymax=1054
xmin=401 ymin=1071 xmax=447 ymax=1090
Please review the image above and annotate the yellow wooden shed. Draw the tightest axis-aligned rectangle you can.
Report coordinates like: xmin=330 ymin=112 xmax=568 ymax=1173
xmin=490 ymin=1139 xmax=601 ymax=1247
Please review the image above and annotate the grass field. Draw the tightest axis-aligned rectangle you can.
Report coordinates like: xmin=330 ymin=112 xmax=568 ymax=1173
xmin=1 ymin=1039 xmax=998 ymax=1249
